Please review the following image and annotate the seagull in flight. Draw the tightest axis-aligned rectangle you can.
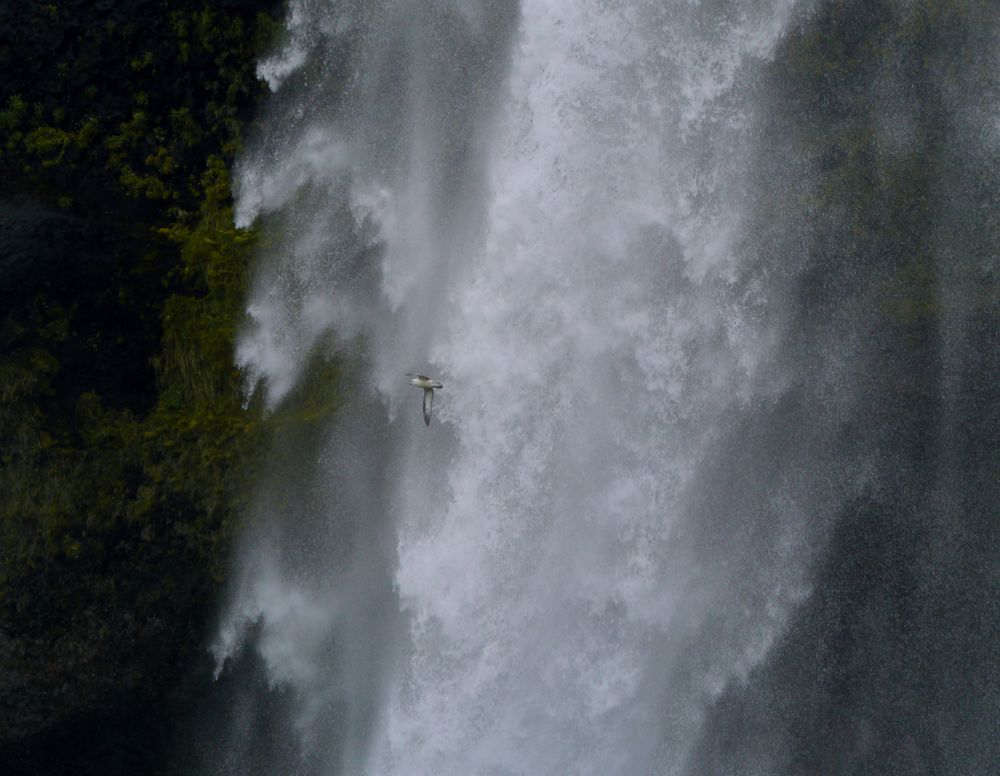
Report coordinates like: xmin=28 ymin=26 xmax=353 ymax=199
xmin=407 ymin=373 xmax=444 ymax=426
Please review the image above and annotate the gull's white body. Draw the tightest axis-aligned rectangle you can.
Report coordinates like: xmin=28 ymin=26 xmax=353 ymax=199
xmin=407 ymin=373 xmax=443 ymax=426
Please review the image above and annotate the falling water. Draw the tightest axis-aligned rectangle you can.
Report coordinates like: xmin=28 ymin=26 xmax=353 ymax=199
xmin=206 ymin=1 xmax=999 ymax=775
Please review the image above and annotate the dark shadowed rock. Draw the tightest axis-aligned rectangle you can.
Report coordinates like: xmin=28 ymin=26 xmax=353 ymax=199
xmin=0 ymin=198 xmax=114 ymax=305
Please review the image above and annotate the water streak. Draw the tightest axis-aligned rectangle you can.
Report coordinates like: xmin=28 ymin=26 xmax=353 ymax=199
xmin=208 ymin=2 xmax=869 ymax=774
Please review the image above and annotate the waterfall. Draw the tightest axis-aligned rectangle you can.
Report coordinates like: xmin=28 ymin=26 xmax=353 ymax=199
xmin=205 ymin=1 xmax=999 ymax=774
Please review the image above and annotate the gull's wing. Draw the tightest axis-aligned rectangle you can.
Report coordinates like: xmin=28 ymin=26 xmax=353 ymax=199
xmin=407 ymin=373 xmax=430 ymax=380
xmin=423 ymin=387 xmax=434 ymax=426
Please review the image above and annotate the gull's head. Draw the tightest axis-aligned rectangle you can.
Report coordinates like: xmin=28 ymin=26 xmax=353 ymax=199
xmin=407 ymin=374 xmax=443 ymax=390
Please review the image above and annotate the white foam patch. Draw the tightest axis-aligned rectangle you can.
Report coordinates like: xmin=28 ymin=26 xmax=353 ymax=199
xmin=234 ymin=128 xmax=348 ymax=228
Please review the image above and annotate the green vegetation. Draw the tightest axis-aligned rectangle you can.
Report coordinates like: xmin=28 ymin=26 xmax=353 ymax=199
xmin=0 ymin=0 xmax=320 ymax=761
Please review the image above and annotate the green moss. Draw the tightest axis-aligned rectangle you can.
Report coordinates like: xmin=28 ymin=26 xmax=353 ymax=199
xmin=0 ymin=0 xmax=301 ymax=748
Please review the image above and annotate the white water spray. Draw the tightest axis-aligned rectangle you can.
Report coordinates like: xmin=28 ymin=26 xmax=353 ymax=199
xmin=211 ymin=2 xmax=855 ymax=774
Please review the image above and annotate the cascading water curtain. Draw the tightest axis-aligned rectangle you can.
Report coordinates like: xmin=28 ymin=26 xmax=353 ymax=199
xmin=204 ymin=1 xmax=1000 ymax=775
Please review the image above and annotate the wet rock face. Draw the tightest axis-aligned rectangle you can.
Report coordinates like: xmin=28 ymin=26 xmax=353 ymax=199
xmin=0 ymin=197 xmax=113 ymax=301
xmin=687 ymin=1 xmax=1000 ymax=773
xmin=0 ymin=633 xmax=47 ymax=745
